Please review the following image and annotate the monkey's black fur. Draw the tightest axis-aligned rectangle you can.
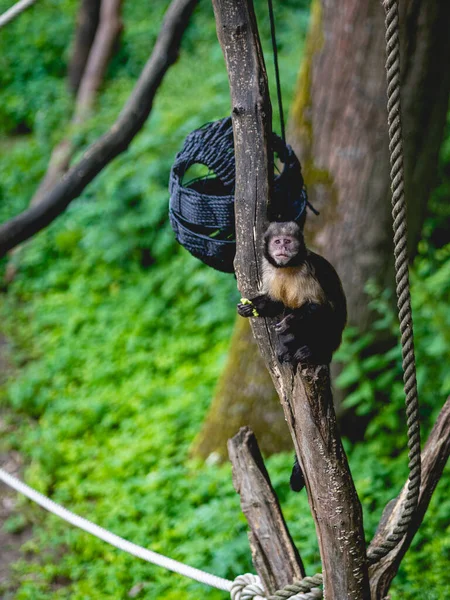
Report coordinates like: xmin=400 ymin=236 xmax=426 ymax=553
xmin=237 ymin=221 xmax=347 ymax=491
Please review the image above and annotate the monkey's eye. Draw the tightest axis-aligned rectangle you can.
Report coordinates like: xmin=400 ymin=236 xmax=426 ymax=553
xmin=274 ymin=239 xmax=281 ymax=244
xmin=284 ymin=239 xmax=291 ymax=245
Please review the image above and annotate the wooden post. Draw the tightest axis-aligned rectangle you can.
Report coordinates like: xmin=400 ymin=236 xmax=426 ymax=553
xmin=228 ymin=427 xmax=305 ymax=594
xmin=211 ymin=1 xmax=371 ymax=597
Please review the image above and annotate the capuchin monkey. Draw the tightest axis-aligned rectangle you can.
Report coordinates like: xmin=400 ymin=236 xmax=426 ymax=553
xmin=237 ymin=221 xmax=347 ymax=491
xmin=237 ymin=221 xmax=347 ymax=365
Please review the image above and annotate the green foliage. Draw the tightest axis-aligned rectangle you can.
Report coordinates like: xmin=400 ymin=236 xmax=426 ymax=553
xmin=0 ymin=0 xmax=77 ymax=136
xmin=0 ymin=1 xmax=313 ymax=599
xmin=335 ymin=235 xmax=450 ymax=595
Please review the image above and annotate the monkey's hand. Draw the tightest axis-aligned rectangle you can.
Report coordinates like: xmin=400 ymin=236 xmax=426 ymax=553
xmin=274 ymin=313 xmax=296 ymax=334
xmin=238 ymin=295 xmax=284 ymax=318
xmin=237 ymin=298 xmax=260 ymax=318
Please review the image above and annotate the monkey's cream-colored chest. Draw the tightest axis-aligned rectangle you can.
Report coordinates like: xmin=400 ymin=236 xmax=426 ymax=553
xmin=262 ymin=262 xmax=325 ymax=309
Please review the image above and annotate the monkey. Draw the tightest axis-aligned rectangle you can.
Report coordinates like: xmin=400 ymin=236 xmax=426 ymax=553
xmin=237 ymin=221 xmax=347 ymax=492
xmin=237 ymin=221 xmax=347 ymax=366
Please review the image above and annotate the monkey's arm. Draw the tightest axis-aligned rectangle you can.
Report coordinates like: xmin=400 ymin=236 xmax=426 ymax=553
xmin=276 ymin=302 xmax=339 ymax=365
xmin=274 ymin=302 xmax=324 ymax=333
xmin=237 ymin=295 xmax=283 ymax=318
xmin=309 ymin=251 xmax=347 ymax=330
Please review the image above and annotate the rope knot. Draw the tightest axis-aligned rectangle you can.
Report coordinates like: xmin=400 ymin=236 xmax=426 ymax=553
xmin=230 ymin=573 xmax=324 ymax=600
xmin=231 ymin=574 xmax=266 ymax=600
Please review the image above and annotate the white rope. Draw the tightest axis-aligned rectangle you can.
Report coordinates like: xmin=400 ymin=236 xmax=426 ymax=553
xmin=0 ymin=0 xmax=37 ymax=29
xmin=231 ymin=574 xmax=266 ymax=600
xmin=230 ymin=574 xmax=323 ymax=600
xmin=0 ymin=467 xmax=232 ymax=592
xmin=0 ymin=467 xmax=323 ymax=599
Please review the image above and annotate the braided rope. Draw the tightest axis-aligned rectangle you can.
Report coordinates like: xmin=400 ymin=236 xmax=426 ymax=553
xmin=231 ymin=574 xmax=323 ymax=600
xmin=268 ymin=575 xmax=323 ymax=600
xmin=367 ymin=0 xmax=421 ymax=563
xmin=231 ymin=574 xmax=266 ymax=600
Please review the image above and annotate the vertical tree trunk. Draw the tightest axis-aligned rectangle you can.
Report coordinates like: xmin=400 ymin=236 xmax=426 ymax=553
xmin=228 ymin=427 xmax=305 ymax=593
xmin=289 ymin=0 xmax=450 ymax=332
xmin=212 ymin=1 xmax=370 ymax=596
xmin=30 ymin=0 xmax=123 ymax=208
xmin=68 ymin=0 xmax=102 ymax=93
xmin=199 ymin=0 xmax=450 ymax=440
xmin=74 ymin=0 xmax=123 ymax=122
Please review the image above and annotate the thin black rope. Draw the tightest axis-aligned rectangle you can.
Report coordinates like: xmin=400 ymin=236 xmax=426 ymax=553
xmin=267 ymin=0 xmax=286 ymax=143
xmin=367 ymin=0 xmax=422 ymax=563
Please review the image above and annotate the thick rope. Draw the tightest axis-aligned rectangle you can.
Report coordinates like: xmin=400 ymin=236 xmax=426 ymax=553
xmin=231 ymin=574 xmax=323 ymax=600
xmin=0 ymin=467 xmax=232 ymax=592
xmin=367 ymin=0 xmax=421 ymax=563
xmin=0 ymin=0 xmax=37 ymax=28
xmin=1 ymin=466 xmax=323 ymax=599
xmin=268 ymin=575 xmax=323 ymax=600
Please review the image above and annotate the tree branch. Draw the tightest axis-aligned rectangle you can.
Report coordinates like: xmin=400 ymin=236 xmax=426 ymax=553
xmin=68 ymin=0 xmax=102 ymax=94
xmin=228 ymin=427 xmax=305 ymax=594
xmin=211 ymin=1 xmax=370 ymax=598
xmin=368 ymin=396 xmax=450 ymax=599
xmin=0 ymin=0 xmax=198 ymax=259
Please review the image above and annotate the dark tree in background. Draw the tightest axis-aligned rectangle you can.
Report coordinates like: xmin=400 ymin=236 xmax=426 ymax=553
xmin=192 ymin=318 xmax=290 ymax=461
xmin=194 ymin=0 xmax=450 ymax=459
xmin=290 ymin=0 xmax=450 ymax=332
xmin=29 ymin=0 xmax=124 ymax=209
xmin=68 ymin=0 xmax=102 ymax=93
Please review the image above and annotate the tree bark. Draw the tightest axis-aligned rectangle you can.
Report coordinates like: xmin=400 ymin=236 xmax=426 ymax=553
xmin=74 ymin=0 xmax=123 ymax=121
xmin=192 ymin=318 xmax=290 ymax=461
xmin=0 ymin=0 xmax=198 ymax=258
xmin=68 ymin=0 xmax=102 ymax=93
xmin=228 ymin=427 xmax=305 ymax=594
xmin=289 ymin=0 xmax=450 ymax=333
xmin=212 ymin=1 xmax=370 ymax=597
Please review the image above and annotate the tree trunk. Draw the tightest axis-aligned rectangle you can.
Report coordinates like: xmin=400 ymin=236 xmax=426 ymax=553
xmin=68 ymin=0 xmax=102 ymax=93
xmin=289 ymin=0 xmax=450 ymax=333
xmin=199 ymin=0 xmax=450 ymax=440
xmin=212 ymin=1 xmax=370 ymax=595
xmin=228 ymin=427 xmax=305 ymax=593
xmin=73 ymin=0 xmax=123 ymax=122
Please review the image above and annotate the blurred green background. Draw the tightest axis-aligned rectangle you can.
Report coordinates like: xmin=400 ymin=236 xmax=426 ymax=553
xmin=0 ymin=1 xmax=449 ymax=598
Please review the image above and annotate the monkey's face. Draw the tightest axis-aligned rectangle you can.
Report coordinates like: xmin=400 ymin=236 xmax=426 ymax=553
xmin=268 ymin=233 xmax=302 ymax=266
